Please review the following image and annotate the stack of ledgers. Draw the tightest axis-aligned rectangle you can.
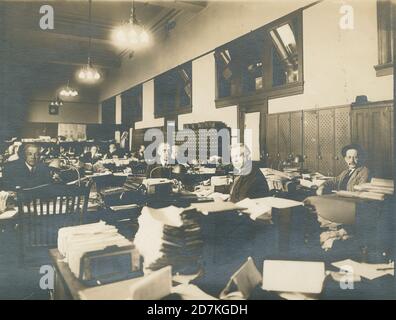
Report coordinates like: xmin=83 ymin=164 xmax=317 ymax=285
xmin=260 ymin=168 xmax=301 ymax=191
xmin=58 ymin=221 xmax=132 ymax=278
xmin=336 ymin=178 xmax=394 ymax=201
xmin=353 ymin=178 xmax=394 ymax=197
xmin=134 ymin=206 xmax=203 ymax=275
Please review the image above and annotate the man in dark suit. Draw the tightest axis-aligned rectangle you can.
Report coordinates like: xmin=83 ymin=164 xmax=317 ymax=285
xmin=145 ymin=142 xmax=173 ymax=179
xmin=104 ymin=143 xmax=124 ymax=159
xmin=317 ymin=144 xmax=370 ymax=195
xmin=80 ymin=145 xmax=101 ymax=164
xmin=2 ymin=144 xmax=53 ymax=190
xmin=229 ymin=143 xmax=270 ymax=203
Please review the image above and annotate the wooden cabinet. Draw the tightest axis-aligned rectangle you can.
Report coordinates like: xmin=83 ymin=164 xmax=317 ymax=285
xmin=266 ymin=111 xmax=303 ymax=168
xmin=351 ymin=102 xmax=393 ymax=178
xmin=303 ymin=110 xmax=318 ymax=173
xmin=334 ymin=107 xmax=351 ymax=174
xmin=303 ymin=107 xmax=351 ymax=176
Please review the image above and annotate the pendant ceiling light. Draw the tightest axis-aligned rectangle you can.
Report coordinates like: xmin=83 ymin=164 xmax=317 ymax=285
xmin=77 ymin=0 xmax=101 ymax=84
xmin=50 ymin=96 xmax=64 ymax=106
xmin=60 ymin=81 xmax=78 ymax=97
xmin=112 ymin=0 xmax=150 ymax=50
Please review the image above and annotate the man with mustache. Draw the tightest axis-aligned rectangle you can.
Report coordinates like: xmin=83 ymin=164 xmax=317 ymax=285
xmin=317 ymin=144 xmax=370 ymax=195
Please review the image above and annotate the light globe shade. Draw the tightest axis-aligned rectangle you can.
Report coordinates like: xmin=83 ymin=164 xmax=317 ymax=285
xmin=112 ymin=23 xmax=151 ymax=50
xmin=77 ymin=65 xmax=102 ymax=84
xmin=140 ymin=30 xmax=149 ymax=43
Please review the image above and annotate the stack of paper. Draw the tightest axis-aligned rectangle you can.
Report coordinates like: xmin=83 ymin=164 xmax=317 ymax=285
xmin=236 ymin=198 xmax=272 ymax=221
xmin=58 ymin=221 xmax=132 ymax=278
xmin=336 ymin=190 xmax=385 ymax=201
xmin=134 ymin=206 xmax=203 ymax=274
xmin=354 ymin=178 xmax=394 ymax=196
xmin=191 ymin=201 xmax=243 ymax=215
xmin=260 ymin=168 xmax=299 ymax=180
xmin=262 ymin=260 xmax=326 ymax=297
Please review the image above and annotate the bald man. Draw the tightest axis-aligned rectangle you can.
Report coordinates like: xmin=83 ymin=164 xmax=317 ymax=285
xmin=3 ymin=144 xmax=52 ymax=190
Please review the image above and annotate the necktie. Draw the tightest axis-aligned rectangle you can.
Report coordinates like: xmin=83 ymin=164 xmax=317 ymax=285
xmin=340 ymin=169 xmax=353 ymax=191
xmin=230 ymin=175 xmax=241 ymax=202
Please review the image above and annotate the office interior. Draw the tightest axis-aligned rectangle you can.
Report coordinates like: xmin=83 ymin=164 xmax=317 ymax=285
xmin=0 ymin=0 xmax=395 ymax=300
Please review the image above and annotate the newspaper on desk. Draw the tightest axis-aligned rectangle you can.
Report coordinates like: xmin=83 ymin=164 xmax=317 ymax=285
xmin=236 ymin=198 xmax=272 ymax=221
xmin=332 ymin=259 xmax=394 ymax=280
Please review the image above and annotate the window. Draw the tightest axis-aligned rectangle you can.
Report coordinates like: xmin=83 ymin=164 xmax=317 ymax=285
xmin=215 ymin=11 xmax=303 ymax=105
xmin=155 ymin=62 xmax=192 ymax=117
xmin=215 ymin=48 xmax=237 ymax=98
xmin=216 ymin=34 xmax=265 ymax=98
xmin=101 ymin=97 xmax=116 ymax=124
xmin=270 ymin=22 xmax=299 ymax=86
xmin=376 ymin=0 xmax=393 ymax=76
xmin=121 ymin=84 xmax=143 ymax=125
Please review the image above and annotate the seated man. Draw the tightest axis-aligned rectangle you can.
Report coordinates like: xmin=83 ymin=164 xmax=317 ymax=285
xmin=132 ymin=144 xmax=146 ymax=162
xmin=104 ymin=143 xmax=124 ymax=159
xmin=81 ymin=145 xmax=101 ymax=164
xmin=145 ymin=142 xmax=173 ymax=179
xmin=2 ymin=143 xmax=53 ymax=190
xmin=229 ymin=143 xmax=270 ymax=203
xmin=317 ymin=144 xmax=370 ymax=195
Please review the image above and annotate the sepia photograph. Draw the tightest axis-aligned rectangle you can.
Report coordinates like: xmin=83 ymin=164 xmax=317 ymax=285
xmin=0 ymin=0 xmax=395 ymax=304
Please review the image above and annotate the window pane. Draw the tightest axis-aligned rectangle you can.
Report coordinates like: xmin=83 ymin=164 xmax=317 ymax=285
xmin=240 ymin=34 xmax=265 ymax=93
xmin=270 ymin=22 xmax=299 ymax=86
xmin=155 ymin=62 xmax=192 ymax=115
xmin=216 ymin=49 xmax=234 ymax=98
xmin=178 ymin=64 xmax=192 ymax=108
xmin=377 ymin=0 xmax=393 ymax=65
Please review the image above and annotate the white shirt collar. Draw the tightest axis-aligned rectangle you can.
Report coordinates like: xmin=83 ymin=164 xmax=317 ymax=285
xmin=25 ymin=162 xmax=33 ymax=172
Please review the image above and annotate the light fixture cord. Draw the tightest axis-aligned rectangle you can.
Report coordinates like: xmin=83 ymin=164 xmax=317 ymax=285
xmin=130 ymin=0 xmax=136 ymax=24
xmin=88 ymin=0 xmax=92 ymax=65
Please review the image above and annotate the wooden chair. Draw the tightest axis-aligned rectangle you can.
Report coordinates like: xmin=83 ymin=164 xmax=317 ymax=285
xmin=16 ymin=181 xmax=93 ymax=265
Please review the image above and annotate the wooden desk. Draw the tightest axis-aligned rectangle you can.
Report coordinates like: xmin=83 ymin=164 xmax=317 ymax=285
xmin=49 ymin=248 xmax=87 ymax=300
xmin=49 ymin=249 xmax=202 ymax=300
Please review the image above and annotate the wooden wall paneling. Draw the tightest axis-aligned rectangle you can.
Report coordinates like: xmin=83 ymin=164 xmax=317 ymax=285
xmin=278 ymin=113 xmax=291 ymax=162
xmin=290 ymin=111 xmax=303 ymax=158
xmin=351 ymin=108 xmax=370 ymax=154
xmin=334 ymin=106 xmax=351 ymax=175
xmin=369 ymin=106 xmax=392 ymax=178
xmin=352 ymin=103 xmax=393 ymax=178
xmin=303 ymin=110 xmax=318 ymax=172
xmin=21 ymin=123 xmax=58 ymax=139
xmin=260 ymin=112 xmax=267 ymax=162
xmin=318 ymin=109 xmax=335 ymax=176
xmin=266 ymin=113 xmax=279 ymax=168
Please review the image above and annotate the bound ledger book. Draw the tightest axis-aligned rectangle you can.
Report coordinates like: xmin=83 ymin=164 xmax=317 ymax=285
xmin=134 ymin=206 xmax=203 ymax=275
